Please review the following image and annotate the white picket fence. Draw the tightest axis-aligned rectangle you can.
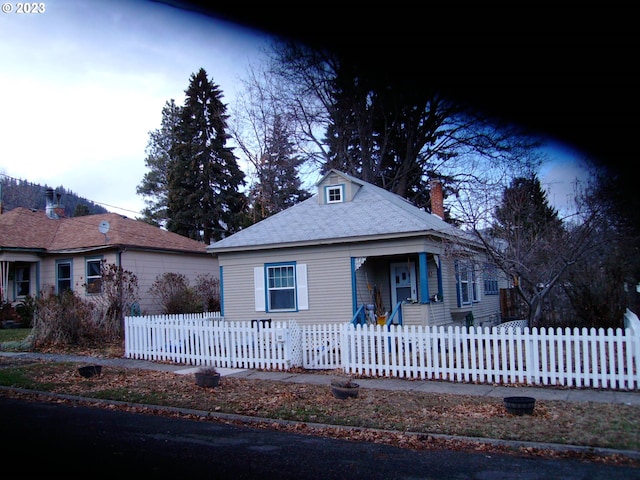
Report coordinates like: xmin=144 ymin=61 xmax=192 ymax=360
xmin=124 ymin=313 xmax=296 ymax=371
xmin=124 ymin=309 xmax=640 ymax=390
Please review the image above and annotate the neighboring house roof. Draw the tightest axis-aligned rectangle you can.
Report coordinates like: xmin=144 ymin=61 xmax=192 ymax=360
xmin=0 ymin=207 xmax=209 ymax=255
xmin=208 ymin=170 xmax=476 ymax=253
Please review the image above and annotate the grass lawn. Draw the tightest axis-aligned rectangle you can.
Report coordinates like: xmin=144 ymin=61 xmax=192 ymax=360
xmin=0 ymin=328 xmax=31 ymax=344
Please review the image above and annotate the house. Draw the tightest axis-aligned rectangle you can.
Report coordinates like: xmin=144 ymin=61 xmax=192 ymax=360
xmin=207 ymin=170 xmax=506 ymax=327
xmin=0 ymin=188 xmax=217 ymax=315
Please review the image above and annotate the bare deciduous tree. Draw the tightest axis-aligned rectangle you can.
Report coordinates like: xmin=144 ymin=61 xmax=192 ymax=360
xmin=262 ymin=40 xmax=543 ymax=213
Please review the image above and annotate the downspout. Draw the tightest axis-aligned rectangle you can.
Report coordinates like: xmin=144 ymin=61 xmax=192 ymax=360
xmin=436 ymin=255 xmax=443 ymax=301
xmin=219 ymin=265 xmax=224 ymax=316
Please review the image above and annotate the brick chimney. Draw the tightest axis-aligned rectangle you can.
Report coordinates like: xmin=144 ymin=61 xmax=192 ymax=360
xmin=429 ymin=179 xmax=444 ymax=219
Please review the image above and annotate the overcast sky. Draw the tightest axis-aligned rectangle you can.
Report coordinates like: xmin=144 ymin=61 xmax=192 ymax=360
xmin=0 ymin=0 xmax=270 ymax=216
xmin=0 ymin=0 xmax=589 ymax=218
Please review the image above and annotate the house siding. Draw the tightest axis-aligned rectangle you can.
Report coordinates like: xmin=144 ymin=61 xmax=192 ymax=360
xmin=218 ymin=236 xmax=506 ymax=327
xmin=120 ymin=250 xmax=217 ymax=315
xmin=38 ymin=252 xmax=119 ymax=296
xmin=34 ymin=250 xmax=216 ymax=316
xmin=442 ymin=255 xmax=504 ymax=328
xmin=220 ymin=247 xmax=353 ymax=325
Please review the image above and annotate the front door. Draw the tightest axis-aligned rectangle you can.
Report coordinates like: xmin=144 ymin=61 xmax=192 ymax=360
xmin=390 ymin=262 xmax=417 ymax=307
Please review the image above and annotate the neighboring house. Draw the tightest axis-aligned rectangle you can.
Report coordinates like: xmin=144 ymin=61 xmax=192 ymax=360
xmin=0 ymin=189 xmax=217 ymax=315
xmin=207 ymin=169 xmax=507 ymax=327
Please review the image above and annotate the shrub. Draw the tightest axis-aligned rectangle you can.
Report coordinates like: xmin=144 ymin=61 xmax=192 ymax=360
xmin=194 ymin=274 xmax=220 ymax=312
xmin=31 ymin=290 xmax=99 ymax=347
xmin=15 ymin=294 xmax=36 ymax=327
xmin=149 ymin=273 xmax=199 ymax=314
xmin=88 ymin=262 xmax=139 ymax=340
xmin=0 ymin=302 xmax=20 ymax=327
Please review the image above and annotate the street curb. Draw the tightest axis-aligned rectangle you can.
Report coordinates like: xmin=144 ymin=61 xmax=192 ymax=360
xmin=2 ymin=385 xmax=639 ymax=463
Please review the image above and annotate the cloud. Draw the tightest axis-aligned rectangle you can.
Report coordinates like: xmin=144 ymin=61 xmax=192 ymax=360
xmin=539 ymin=140 xmax=592 ymax=217
xmin=0 ymin=0 xmax=270 ymax=216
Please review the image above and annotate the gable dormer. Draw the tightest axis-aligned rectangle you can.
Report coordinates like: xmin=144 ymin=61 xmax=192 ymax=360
xmin=316 ymin=170 xmax=364 ymax=205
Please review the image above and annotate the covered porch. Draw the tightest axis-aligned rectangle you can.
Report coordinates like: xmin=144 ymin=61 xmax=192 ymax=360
xmin=0 ymin=254 xmax=41 ymax=304
xmin=351 ymin=252 xmax=446 ymax=327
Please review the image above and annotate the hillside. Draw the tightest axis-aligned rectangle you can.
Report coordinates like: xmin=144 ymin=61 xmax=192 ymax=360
xmin=0 ymin=176 xmax=109 ymax=217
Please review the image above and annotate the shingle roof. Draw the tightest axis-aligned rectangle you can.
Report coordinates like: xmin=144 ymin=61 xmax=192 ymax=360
xmin=207 ymin=171 xmax=471 ymax=252
xmin=0 ymin=208 xmax=208 ymax=254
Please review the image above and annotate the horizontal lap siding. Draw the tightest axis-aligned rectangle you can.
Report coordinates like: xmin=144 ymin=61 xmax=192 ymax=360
xmin=121 ymin=250 xmax=217 ymax=315
xmin=35 ymin=252 xmax=217 ymax=315
xmin=220 ymin=248 xmax=354 ymax=325
xmin=442 ymin=256 xmax=502 ymax=327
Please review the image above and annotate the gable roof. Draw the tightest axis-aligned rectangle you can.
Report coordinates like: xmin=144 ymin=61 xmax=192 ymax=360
xmin=0 ymin=208 xmax=209 ymax=255
xmin=208 ymin=170 xmax=475 ymax=253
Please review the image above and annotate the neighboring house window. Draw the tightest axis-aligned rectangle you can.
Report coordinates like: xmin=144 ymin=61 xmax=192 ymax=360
xmin=85 ymin=257 xmax=103 ymax=294
xmin=326 ymin=185 xmax=344 ymax=204
xmin=456 ymin=261 xmax=479 ymax=306
xmin=254 ymin=263 xmax=308 ymax=312
xmin=56 ymin=260 xmax=72 ymax=294
xmin=15 ymin=264 xmax=30 ymax=297
xmin=483 ymin=263 xmax=499 ymax=295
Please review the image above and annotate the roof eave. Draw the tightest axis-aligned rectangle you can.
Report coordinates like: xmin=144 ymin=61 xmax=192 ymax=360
xmin=207 ymin=229 xmax=456 ymax=254
xmin=48 ymin=244 xmax=211 ymax=256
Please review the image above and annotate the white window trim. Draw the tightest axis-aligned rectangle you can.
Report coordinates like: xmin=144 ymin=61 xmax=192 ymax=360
xmin=325 ymin=184 xmax=344 ymax=204
xmin=15 ymin=264 xmax=30 ymax=298
xmin=56 ymin=259 xmax=72 ymax=294
xmin=456 ymin=260 xmax=480 ymax=306
xmin=85 ymin=257 xmax=103 ymax=295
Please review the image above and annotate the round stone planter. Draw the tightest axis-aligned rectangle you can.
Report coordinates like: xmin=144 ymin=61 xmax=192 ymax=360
xmin=78 ymin=365 xmax=102 ymax=378
xmin=504 ymin=396 xmax=536 ymax=415
xmin=195 ymin=372 xmax=221 ymax=388
xmin=330 ymin=383 xmax=360 ymax=400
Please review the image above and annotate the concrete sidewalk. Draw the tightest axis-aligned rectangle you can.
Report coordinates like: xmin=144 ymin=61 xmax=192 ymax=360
xmin=2 ymin=351 xmax=640 ymax=406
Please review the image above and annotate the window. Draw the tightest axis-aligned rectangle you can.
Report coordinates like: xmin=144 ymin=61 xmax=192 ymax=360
xmin=86 ymin=258 xmax=103 ymax=294
xmin=456 ymin=261 xmax=479 ymax=306
xmin=267 ymin=264 xmax=296 ymax=311
xmin=15 ymin=264 xmax=30 ymax=297
xmin=325 ymin=185 xmax=344 ymax=203
xmin=56 ymin=260 xmax=72 ymax=294
xmin=483 ymin=263 xmax=499 ymax=295
xmin=254 ymin=263 xmax=308 ymax=313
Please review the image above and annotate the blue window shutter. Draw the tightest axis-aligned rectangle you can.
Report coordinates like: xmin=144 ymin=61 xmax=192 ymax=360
xmin=296 ymin=264 xmax=308 ymax=310
xmin=254 ymin=267 xmax=265 ymax=312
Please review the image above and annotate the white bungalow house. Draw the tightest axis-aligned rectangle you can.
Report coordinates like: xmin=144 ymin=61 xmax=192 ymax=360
xmin=0 ymin=189 xmax=217 ymax=316
xmin=207 ymin=170 xmax=507 ymax=328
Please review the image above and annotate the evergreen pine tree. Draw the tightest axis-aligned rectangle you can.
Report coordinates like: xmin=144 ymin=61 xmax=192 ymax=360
xmin=166 ymin=68 xmax=246 ymax=243
xmin=490 ymin=175 xmax=565 ymax=325
xmin=137 ymin=99 xmax=181 ymax=227
xmin=247 ymin=114 xmax=310 ymax=222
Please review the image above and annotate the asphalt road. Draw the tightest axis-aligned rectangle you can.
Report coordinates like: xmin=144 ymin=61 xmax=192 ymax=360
xmin=2 ymin=395 xmax=638 ymax=479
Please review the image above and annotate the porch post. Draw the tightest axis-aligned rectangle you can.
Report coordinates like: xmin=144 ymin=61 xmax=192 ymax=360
xmin=418 ymin=252 xmax=429 ymax=302
xmin=0 ymin=260 xmax=9 ymax=303
xmin=350 ymin=257 xmax=358 ymax=315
